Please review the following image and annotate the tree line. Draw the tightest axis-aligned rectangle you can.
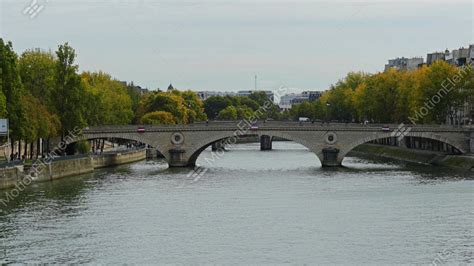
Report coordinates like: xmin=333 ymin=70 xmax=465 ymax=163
xmin=203 ymin=92 xmax=281 ymax=121
xmin=0 ymin=40 xmax=194 ymax=158
xmin=0 ymin=39 xmax=144 ymax=159
xmin=0 ymin=39 xmax=280 ymax=159
xmin=290 ymin=62 xmax=473 ymax=124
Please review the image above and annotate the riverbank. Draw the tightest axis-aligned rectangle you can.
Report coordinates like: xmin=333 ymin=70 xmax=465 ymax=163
xmin=0 ymin=149 xmax=146 ymax=190
xmin=349 ymin=144 xmax=474 ymax=172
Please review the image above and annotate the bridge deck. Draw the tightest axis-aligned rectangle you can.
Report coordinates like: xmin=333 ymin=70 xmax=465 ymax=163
xmin=83 ymin=122 xmax=472 ymax=134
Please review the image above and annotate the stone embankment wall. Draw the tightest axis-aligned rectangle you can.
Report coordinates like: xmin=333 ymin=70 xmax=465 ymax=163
xmin=350 ymin=144 xmax=474 ymax=172
xmin=93 ymin=149 xmax=146 ymax=169
xmin=0 ymin=166 xmax=24 ymax=190
xmin=0 ymin=149 xmax=146 ymax=190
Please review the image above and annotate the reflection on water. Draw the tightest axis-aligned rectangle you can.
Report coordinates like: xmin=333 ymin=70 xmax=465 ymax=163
xmin=0 ymin=142 xmax=472 ymax=264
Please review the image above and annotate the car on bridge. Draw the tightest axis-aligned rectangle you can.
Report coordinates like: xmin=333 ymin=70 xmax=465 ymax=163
xmin=382 ymin=125 xmax=390 ymax=132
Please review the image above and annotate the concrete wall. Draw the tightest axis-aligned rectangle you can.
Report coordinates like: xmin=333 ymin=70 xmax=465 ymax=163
xmin=93 ymin=149 xmax=146 ymax=169
xmin=0 ymin=166 xmax=24 ymax=189
xmin=0 ymin=149 xmax=146 ymax=190
xmin=34 ymin=157 xmax=95 ymax=182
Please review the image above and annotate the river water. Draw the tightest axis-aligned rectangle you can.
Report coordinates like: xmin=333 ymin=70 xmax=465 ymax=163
xmin=0 ymin=142 xmax=473 ymax=264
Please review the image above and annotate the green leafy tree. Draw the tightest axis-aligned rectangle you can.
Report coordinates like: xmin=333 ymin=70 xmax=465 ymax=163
xmin=0 ymin=90 xmax=6 ymax=118
xmin=140 ymin=111 xmax=175 ymax=125
xmin=18 ymin=49 xmax=60 ymax=142
xmin=237 ymin=96 xmax=259 ymax=111
xmin=412 ymin=61 xmax=466 ymax=124
xmin=81 ymin=71 xmax=134 ymax=125
xmin=204 ymin=96 xmax=232 ymax=120
xmin=180 ymin=90 xmax=207 ymax=123
xmin=18 ymin=49 xmax=56 ymax=107
xmin=249 ymin=91 xmax=270 ymax=106
xmin=74 ymin=140 xmax=91 ymax=154
xmin=0 ymin=39 xmax=27 ymax=144
xmin=140 ymin=92 xmax=188 ymax=123
xmin=236 ymin=106 xmax=254 ymax=119
xmin=217 ymin=106 xmax=238 ymax=120
xmin=53 ymin=43 xmax=87 ymax=136
xmin=290 ymin=101 xmax=314 ymax=120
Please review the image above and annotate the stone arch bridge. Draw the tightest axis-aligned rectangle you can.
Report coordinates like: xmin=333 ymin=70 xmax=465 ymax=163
xmin=73 ymin=122 xmax=473 ymax=167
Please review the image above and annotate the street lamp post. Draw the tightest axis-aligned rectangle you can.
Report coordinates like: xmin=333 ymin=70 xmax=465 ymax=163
xmin=326 ymin=102 xmax=331 ymax=125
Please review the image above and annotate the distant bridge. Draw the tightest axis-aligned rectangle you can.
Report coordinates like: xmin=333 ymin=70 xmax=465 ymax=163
xmin=73 ymin=122 xmax=474 ymax=167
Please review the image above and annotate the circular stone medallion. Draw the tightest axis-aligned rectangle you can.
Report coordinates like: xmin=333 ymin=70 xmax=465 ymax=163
xmin=171 ymin=132 xmax=185 ymax=145
xmin=324 ymin=131 xmax=338 ymax=145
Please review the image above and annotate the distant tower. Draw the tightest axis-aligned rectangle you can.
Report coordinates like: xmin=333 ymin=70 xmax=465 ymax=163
xmin=167 ymin=84 xmax=175 ymax=91
xmin=255 ymin=75 xmax=257 ymax=91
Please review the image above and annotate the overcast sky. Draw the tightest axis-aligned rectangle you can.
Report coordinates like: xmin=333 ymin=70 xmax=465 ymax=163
xmin=1 ymin=0 xmax=472 ymax=92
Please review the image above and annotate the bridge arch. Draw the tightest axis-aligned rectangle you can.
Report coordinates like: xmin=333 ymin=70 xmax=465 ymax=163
xmin=338 ymin=131 xmax=467 ymax=163
xmin=69 ymin=132 xmax=169 ymax=160
xmin=185 ymin=130 xmax=325 ymax=167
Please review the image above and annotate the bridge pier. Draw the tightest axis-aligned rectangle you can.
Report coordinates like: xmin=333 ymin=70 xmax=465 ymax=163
xmin=212 ymin=141 xmax=226 ymax=152
xmin=320 ymin=148 xmax=342 ymax=167
xmin=260 ymin=135 xmax=272 ymax=151
xmin=168 ymin=149 xmax=190 ymax=167
xmin=471 ymin=132 xmax=474 ymax=154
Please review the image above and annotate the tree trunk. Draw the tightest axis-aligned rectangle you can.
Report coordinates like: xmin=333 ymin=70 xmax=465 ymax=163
xmin=47 ymin=138 xmax=51 ymax=154
xmin=101 ymin=139 xmax=105 ymax=154
xmin=23 ymin=141 xmax=27 ymax=160
xmin=18 ymin=141 xmax=21 ymax=160
xmin=36 ymin=139 xmax=40 ymax=159
xmin=41 ymin=138 xmax=45 ymax=158
xmin=10 ymin=138 xmax=14 ymax=161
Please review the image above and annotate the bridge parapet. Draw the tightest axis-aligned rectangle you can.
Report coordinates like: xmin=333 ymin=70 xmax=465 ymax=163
xmin=83 ymin=123 xmax=472 ymax=134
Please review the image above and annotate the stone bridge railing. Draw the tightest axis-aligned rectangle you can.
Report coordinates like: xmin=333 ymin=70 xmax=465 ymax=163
xmin=83 ymin=122 xmax=472 ymax=133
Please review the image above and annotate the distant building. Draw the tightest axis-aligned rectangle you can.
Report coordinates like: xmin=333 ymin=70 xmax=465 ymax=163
xmin=196 ymin=90 xmax=276 ymax=102
xmin=447 ymin=101 xmax=474 ymax=126
xmin=196 ymin=91 xmax=237 ymax=101
xmin=279 ymin=93 xmax=300 ymax=111
xmin=131 ymin=85 xmax=149 ymax=95
xmin=120 ymin=81 xmax=149 ymax=95
xmin=432 ymin=46 xmax=472 ymax=67
xmin=384 ymin=43 xmax=474 ymax=70
xmin=278 ymin=91 xmax=323 ymax=111
xmin=426 ymin=52 xmax=446 ymax=65
xmin=451 ymin=47 xmax=470 ymax=66
xmin=237 ymin=90 xmax=275 ymax=102
xmin=469 ymin=45 xmax=474 ymax=64
xmin=384 ymin=57 xmax=424 ymax=71
xmin=303 ymin=91 xmax=323 ymax=101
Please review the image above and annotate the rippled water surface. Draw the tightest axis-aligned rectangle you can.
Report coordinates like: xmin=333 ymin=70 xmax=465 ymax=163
xmin=0 ymin=142 xmax=473 ymax=264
